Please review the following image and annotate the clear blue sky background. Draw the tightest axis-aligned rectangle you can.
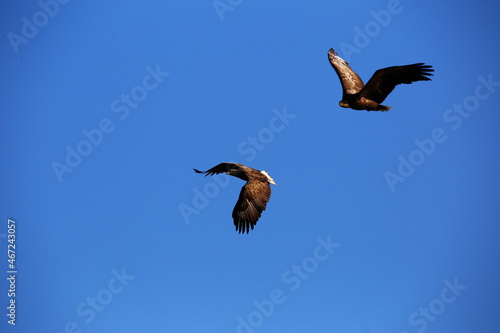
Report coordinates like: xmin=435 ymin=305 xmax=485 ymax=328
xmin=1 ymin=1 xmax=500 ymax=332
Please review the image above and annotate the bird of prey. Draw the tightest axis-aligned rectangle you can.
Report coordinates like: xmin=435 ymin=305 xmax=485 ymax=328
xmin=328 ymin=48 xmax=434 ymax=111
xmin=194 ymin=163 xmax=276 ymax=234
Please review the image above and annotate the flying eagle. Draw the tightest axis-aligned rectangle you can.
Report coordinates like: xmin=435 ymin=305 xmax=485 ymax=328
xmin=328 ymin=48 xmax=434 ymax=111
xmin=194 ymin=163 xmax=276 ymax=234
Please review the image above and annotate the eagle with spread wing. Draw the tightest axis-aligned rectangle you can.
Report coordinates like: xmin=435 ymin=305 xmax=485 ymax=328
xmin=328 ymin=48 xmax=434 ymax=111
xmin=194 ymin=163 xmax=276 ymax=234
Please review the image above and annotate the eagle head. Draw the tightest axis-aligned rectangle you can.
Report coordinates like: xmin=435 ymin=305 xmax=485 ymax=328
xmin=339 ymin=100 xmax=349 ymax=108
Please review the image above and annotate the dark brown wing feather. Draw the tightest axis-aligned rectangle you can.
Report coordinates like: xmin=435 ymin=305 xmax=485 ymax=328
xmin=193 ymin=163 xmax=242 ymax=177
xmin=360 ymin=63 xmax=434 ymax=104
xmin=232 ymin=179 xmax=271 ymax=234
xmin=328 ymin=48 xmax=365 ymax=98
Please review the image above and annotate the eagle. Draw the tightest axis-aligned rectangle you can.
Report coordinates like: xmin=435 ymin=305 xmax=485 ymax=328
xmin=328 ymin=48 xmax=434 ymax=111
xmin=194 ymin=163 xmax=277 ymax=234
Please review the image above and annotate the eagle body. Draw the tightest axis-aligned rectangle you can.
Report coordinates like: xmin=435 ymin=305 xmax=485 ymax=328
xmin=194 ymin=163 xmax=276 ymax=234
xmin=328 ymin=48 xmax=434 ymax=111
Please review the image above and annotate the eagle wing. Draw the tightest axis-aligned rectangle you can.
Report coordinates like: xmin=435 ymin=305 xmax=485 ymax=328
xmin=193 ymin=163 xmax=241 ymax=176
xmin=232 ymin=179 xmax=271 ymax=234
xmin=328 ymin=48 xmax=364 ymax=97
xmin=360 ymin=63 xmax=434 ymax=104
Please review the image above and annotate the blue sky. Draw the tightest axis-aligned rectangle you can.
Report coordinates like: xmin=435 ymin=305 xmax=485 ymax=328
xmin=1 ymin=1 xmax=500 ymax=332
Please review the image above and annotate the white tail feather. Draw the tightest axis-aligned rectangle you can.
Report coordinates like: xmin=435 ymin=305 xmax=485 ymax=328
xmin=260 ymin=170 xmax=277 ymax=186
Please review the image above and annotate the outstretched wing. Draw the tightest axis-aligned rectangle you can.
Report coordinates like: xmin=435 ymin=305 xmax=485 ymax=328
xmin=328 ymin=48 xmax=364 ymax=97
xmin=360 ymin=63 xmax=434 ymax=104
xmin=193 ymin=163 xmax=241 ymax=177
xmin=232 ymin=179 xmax=271 ymax=234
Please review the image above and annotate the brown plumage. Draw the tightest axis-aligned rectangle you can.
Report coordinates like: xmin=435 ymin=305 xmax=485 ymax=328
xmin=328 ymin=48 xmax=434 ymax=111
xmin=194 ymin=163 xmax=276 ymax=234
